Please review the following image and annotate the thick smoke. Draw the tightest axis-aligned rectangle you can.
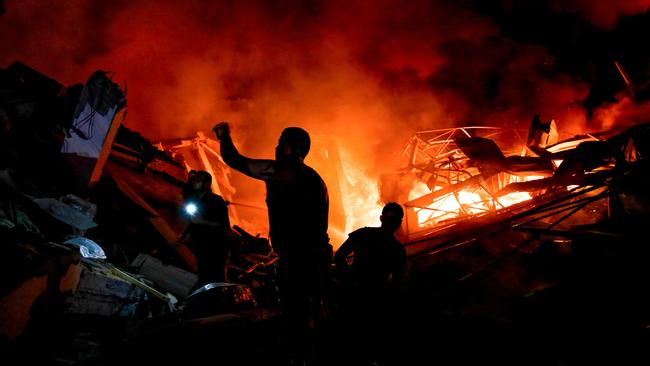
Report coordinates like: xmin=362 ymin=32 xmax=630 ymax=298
xmin=1 ymin=0 xmax=612 ymax=165
xmin=550 ymin=0 xmax=650 ymax=29
xmin=2 ymin=0 xmax=649 ymax=240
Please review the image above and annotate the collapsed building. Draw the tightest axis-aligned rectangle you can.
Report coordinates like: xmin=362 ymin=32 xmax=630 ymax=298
xmin=1 ymin=61 xmax=650 ymax=365
xmin=0 ymin=63 xmax=278 ymax=364
xmin=380 ymin=119 xmax=650 ymax=363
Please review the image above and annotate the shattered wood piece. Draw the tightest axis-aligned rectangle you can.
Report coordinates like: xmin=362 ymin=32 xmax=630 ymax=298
xmin=88 ymin=107 xmax=125 ymax=188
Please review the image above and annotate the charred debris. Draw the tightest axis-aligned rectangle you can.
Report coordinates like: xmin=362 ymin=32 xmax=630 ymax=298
xmin=0 ymin=62 xmax=277 ymax=365
xmin=1 ymin=62 xmax=650 ymax=364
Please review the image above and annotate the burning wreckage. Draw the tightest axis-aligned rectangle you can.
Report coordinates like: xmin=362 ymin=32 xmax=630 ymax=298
xmin=0 ymin=63 xmax=276 ymax=364
xmin=383 ymin=120 xmax=650 ymax=362
xmin=1 ymin=62 xmax=650 ymax=364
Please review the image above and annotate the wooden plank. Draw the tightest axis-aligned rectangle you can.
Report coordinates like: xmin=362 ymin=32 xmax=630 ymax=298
xmin=88 ymin=106 xmax=127 ymax=188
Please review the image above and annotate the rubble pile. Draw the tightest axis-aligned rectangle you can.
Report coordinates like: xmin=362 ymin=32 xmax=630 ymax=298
xmin=2 ymin=60 xmax=650 ymax=364
xmin=387 ymin=118 xmax=650 ymax=364
xmin=0 ymin=63 xmax=278 ymax=365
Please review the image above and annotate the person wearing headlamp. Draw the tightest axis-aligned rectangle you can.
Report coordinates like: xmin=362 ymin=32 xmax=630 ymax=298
xmin=180 ymin=169 xmax=231 ymax=284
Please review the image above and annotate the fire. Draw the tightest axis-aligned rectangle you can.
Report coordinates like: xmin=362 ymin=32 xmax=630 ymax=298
xmin=496 ymin=175 xmax=544 ymax=208
xmin=406 ymin=174 xmax=543 ymax=229
xmin=497 ymin=191 xmax=534 ymax=208
xmin=332 ymin=148 xmax=383 ymax=244
xmin=408 ymin=181 xmax=494 ymax=227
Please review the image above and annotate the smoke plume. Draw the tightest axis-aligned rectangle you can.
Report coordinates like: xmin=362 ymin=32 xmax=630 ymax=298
xmin=2 ymin=0 xmax=650 ymax=240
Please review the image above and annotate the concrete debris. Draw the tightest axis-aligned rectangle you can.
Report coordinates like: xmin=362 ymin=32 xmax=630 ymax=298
xmin=131 ymin=253 xmax=198 ymax=298
xmin=1 ymin=62 xmax=270 ymax=364
xmin=64 ymin=263 xmax=145 ymax=318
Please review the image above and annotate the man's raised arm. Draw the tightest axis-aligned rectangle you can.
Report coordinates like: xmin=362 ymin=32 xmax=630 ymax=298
xmin=213 ymin=122 xmax=274 ymax=180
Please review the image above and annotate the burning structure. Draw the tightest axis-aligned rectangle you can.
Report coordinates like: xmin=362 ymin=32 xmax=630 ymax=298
xmin=386 ymin=122 xmax=650 ymax=365
xmin=3 ymin=0 xmax=650 ymax=364
xmin=2 ymin=58 xmax=650 ymax=364
xmin=387 ymin=121 xmax=597 ymax=239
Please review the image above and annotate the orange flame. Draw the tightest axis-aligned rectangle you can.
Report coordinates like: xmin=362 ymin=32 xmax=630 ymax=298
xmin=327 ymin=148 xmax=383 ymax=248
xmin=406 ymin=174 xmax=544 ymax=229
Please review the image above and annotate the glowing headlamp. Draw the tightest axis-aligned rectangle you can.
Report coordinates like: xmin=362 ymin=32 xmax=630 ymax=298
xmin=185 ymin=203 xmax=198 ymax=216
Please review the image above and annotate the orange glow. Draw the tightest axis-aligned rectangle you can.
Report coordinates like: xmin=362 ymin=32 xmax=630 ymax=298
xmin=407 ymin=182 xmax=534 ymax=228
xmin=408 ymin=182 xmax=493 ymax=227
xmin=4 ymin=1 xmax=646 ymax=245
xmin=332 ymin=148 xmax=383 ymax=244
xmin=591 ymin=94 xmax=650 ymax=131
xmin=405 ymin=169 xmax=545 ymax=229
xmin=497 ymin=191 xmax=533 ymax=208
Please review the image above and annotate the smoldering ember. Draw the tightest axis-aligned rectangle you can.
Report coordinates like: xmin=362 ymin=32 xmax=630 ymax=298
xmin=2 ymin=1 xmax=650 ymax=365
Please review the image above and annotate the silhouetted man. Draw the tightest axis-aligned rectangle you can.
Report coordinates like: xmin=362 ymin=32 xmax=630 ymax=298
xmin=335 ymin=202 xmax=406 ymax=293
xmin=179 ymin=170 xmax=231 ymax=284
xmin=213 ymin=122 xmax=330 ymax=363
xmin=334 ymin=202 xmax=406 ymax=364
